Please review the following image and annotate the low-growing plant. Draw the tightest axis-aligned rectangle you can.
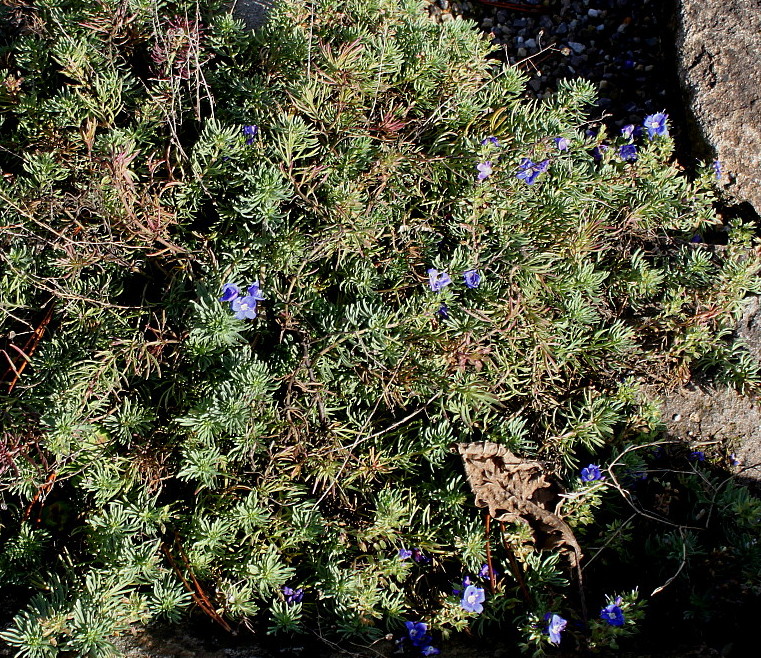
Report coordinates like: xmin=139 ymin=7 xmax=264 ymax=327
xmin=1 ymin=0 xmax=760 ymax=655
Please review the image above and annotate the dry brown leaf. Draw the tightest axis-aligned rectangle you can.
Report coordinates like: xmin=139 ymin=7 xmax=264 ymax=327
xmin=458 ymin=441 xmax=582 ymax=567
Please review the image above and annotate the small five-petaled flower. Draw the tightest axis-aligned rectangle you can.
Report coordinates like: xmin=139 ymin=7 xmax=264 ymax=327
xmin=405 ymin=621 xmax=431 ymax=647
xmin=427 ymin=269 xmax=452 ymax=292
xmin=554 ymin=137 xmax=570 ymax=151
xmin=580 ymin=464 xmax=603 ymax=482
xmin=460 ymin=584 xmax=485 ymax=614
xmin=600 ymin=601 xmax=625 ymax=627
xmin=619 ymin=143 xmax=637 ymax=162
xmin=546 ymin=613 xmax=567 ymax=645
xmin=516 ymin=158 xmax=549 ymax=185
xmin=463 ymin=269 xmax=481 ymax=289
xmin=643 ymin=112 xmax=669 ymax=139
xmin=476 ymin=161 xmax=493 ymax=181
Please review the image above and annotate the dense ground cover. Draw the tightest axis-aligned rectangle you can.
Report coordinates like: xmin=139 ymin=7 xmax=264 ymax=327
xmin=1 ymin=0 xmax=760 ymax=655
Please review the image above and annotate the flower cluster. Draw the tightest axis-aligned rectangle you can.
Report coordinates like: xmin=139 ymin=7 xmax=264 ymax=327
xmin=516 ymin=158 xmax=549 ymax=185
xmin=398 ymin=547 xmax=429 ymax=563
xmin=282 ymin=585 xmax=303 ymax=604
xmin=242 ymin=124 xmax=258 ymax=145
xmin=426 ymin=268 xmax=481 ymax=293
xmin=219 ymin=281 xmax=265 ymax=320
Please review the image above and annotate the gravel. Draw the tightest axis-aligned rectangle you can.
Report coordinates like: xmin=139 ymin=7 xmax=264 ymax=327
xmin=425 ymin=0 xmax=676 ymax=131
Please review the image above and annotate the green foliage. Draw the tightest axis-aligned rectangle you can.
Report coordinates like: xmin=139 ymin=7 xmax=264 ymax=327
xmin=2 ymin=0 xmax=761 ymax=655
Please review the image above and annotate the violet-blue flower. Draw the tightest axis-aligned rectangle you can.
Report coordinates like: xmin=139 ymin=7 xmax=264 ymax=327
xmin=463 ymin=269 xmax=481 ymax=289
xmin=546 ymin=613 xmax=567 ymax=645
xmin=405 ymin=621 xmax=431 ymax=647
xmin=592 ymin=144 xmax=608 ymax=161
xmin=554 ymin=137 xmax=570 ymax=151
xmin=481 ymin=136 xmax=499 ymax=147
xmin=398 ymin=548 xmax=413 ymax=560
xmin=478 ymin=563 xmax=498 ymax=579
xmin=516 ymin=158 xmax=549 ymax=185
xmin=436 ymin=303 xmax=449 ymax=320
xmin=600 ymin=603 xmax=625 ymax=627
xmin=282 ymin=586 xmax=303 ymax=604
xmin=219 ymin=282 xmax=240 ymax=302
xmin=231 ymin=294 xmax=259 ymax=320
xmin=621 ymin=124 xmax=636 ymax=140
xmin=580 ymin=464 xmax=603 ymax=482
xmin=243 ymin=124 xmax=258 ymax=145
xmin=453 ymin=575 xmax=472 ymax=595
xmin=421 ymin=646 xmax=440 ymax=656
xmin=411 ymin=548 xmax=430 ymax=564
xmin=643 ymin=112 xmax=669 ymax=139
xmin=690 ymin=450 xmax=705 ymax=462
xmin=427 ymin=269 xmax=452 ymax=292
xmin=713 ymin=160 xmax=722 ymax=180
xmin=618 ymin=143 xmax=637 ymax=162
xmin=476 ymin=161 xmax=493 ymax=181
xmin=460 ymin=584 xmax=485 ymax=614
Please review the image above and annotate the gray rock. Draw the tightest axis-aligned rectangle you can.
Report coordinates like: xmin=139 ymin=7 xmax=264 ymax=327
xmin=231 ymin=0 xmax=273 ymax=30
xmin=568 ymin=41 xmax=586 ymax=54
xmin=676 ymin=0 xmax=761 ymax=215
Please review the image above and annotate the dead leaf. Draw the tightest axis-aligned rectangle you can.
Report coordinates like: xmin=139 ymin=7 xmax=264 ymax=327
xmin=458 ymin=441 xmax=582 ymax=567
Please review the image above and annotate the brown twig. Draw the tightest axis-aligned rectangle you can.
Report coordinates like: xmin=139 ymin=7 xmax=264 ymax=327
xmin=4 ymin=302 xmax=55 ymax=394
xmin=162 ymin=533 xmax=233 ymax=633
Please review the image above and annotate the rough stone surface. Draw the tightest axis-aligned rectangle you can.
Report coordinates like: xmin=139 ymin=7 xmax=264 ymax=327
xmin=230 ymin=0 xmax=272 ymax=31
xmin=675 ymin=0 xmax=761 ymax=214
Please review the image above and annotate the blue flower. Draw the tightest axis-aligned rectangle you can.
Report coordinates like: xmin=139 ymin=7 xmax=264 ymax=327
xmin=690 ymin=450 xmax=705 ymax=462
xmin=730 ymin=453 xmax=741 ymax=466
xmin=592 ymin=145 xmax=608 ymax=161
xmin=230 ymin=281 xmax=265 ymax=320
xmin=618 ymin=144 xmax=638 ymax=162
xmin=427 ymin=269 xmax=452 ymax=292
xmin=516 ymin=158 xmax=549 ymax=185
xmin=478 ymin=563 xmax=498 ymax=579
xmin=463 ymin=269 xmax=481 ymax=289
xmin=436 ymin=303 xmax=449 ymax=320
xmin=411 ymin=548 xmax=430 ymax=564
xmin=554 ymin=137 xmax=570 ymax=151
xmin=546 ymin=613 xmax=567 ymax=645
xmin=219 ymin=282 xmax=240 ymax=302
xmin=580 ymin=464 xmax=603 ymax=482
xmin=460 ymin=584 xmax=485 ymax=614
xmin=476 ymin=161 xmax=493 ymax=181
xmin=243 ymin=124 xmax=258 ymax=145
xmin=600 ymin=603 xmax=625 ymax=627
xmin=421 ymin=646 xmax=440 ymax=656
xmin=621 ymin=124 xmax=643 ymax=140
xmin=481 ymin=136 xmax=499 ymax=147
xmin=282 ymin=586 xmax=303 ymax=604
xmin=713 ymin=160 xmax=722 ymax=180
xmin=231 ymin=295 xmax=259 ymax=320
xmin=643 ymin=112 xmax=669 ymax=139
xmin=398 ymin=548 xmax=413 ymax=560
xmin=453 ymin=575 xmax=472 ymax=595
xmin=405 ymin=621 xmax=431 ymax=648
